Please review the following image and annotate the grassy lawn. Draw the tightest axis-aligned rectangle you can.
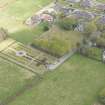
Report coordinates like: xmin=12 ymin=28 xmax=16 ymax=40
xmin=8 ymin=54 xmax=105 ymax=105
xmin=0 ymin=0 xmax=52 ymax=44
xmin=0 ymin=57 xmax=36 ymax=103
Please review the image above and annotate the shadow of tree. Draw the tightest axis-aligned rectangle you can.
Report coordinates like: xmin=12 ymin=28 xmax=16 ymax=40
xmin=9 ymin=25 xmax=44 ymax=44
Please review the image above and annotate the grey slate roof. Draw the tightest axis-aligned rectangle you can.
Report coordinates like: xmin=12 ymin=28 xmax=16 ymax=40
xmin=80 ymin=0 xmax=93 ymax=8
xmin=96 ymin=4 xmax=105 ymax=11
xmin=53 ymin=3 xmax=72 ymax=15
xmin=73 ymin=10 xmax=94 ymax=20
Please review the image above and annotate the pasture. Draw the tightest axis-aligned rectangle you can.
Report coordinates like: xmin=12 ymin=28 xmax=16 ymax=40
xmin=8 ymin=54 xmax=105 ymax=105
xmin=0 ymin=56 xmax=36 ymax=104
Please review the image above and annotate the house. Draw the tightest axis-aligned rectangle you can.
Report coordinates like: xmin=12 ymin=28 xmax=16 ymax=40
xmin=80 ymin=0 xmax=93 ymax=8
xmin=25 ymin=13 xmax=54 ymax=26
xmin=73 ymin=10 xmax=94 ymax=20
xmin=96 ymin=4 xmax=105 ymax=12
xmin=74 ymin=23 xmax=84 ymax=32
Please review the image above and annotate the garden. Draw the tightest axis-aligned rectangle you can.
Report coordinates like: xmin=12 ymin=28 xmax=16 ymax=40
xmin=31 ymin=26 xmax=82 ymax=57
xmin=0 ymin=38 xmax=57 ymax=74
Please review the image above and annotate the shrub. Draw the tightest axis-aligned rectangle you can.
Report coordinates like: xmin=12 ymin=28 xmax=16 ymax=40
xmin=32 ymin=37 xmax=70 ymax=57
xmin=41 ymin=22 xmax=50 ymax=32
xmin=83 ymin=22 xmax=97 ymax=38
xmin=96 ymin=37 xmax=105 ymax=48
xmin=99 ymin=88 xmax=105 ymax=104
xmin=57 ymin=17 xmax=78 ymax=30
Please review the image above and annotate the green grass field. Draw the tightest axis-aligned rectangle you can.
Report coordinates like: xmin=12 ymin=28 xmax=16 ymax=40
xmin=0 ymin=57 xmax=36 ymax=103
xmin=0 ymin=0 xmax=52 ymax=44
xmin=8 ymin=54 xmax=105 ymax=105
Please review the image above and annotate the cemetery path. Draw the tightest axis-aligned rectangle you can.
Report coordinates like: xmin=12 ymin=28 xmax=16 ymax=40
xmin=35 ymin=2 xmax=54 ymax=15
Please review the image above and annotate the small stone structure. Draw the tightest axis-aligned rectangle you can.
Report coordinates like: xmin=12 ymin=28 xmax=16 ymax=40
xmin=16 ymin=50 xmax=27 ymax=57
